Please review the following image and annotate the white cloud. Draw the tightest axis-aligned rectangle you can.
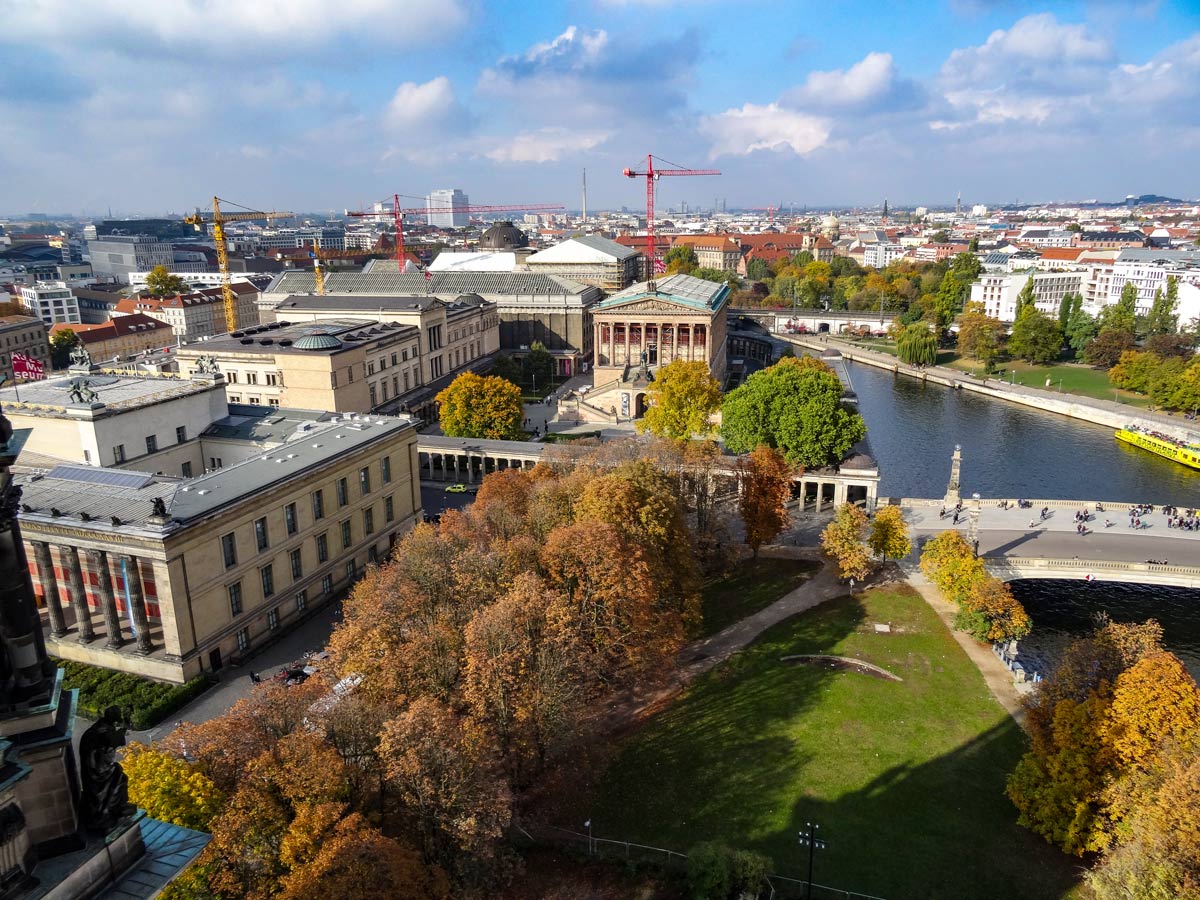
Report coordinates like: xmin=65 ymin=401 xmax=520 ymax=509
xmin=785 ymin=52 xmax=898 ymax=108
xmin=699 ymin=103 xmax=830 ymax=158
xmin=385 ymin=77 xmax=470 ymax=131
xmin=484 ymin=128 xmax=610 ymax=163
xmin=0 ymin=0 xmax=467 ymax=52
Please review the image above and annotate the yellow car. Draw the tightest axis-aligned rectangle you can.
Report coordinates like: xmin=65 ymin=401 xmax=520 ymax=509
xmin=444 ymin=483 xmax=468 ymax=493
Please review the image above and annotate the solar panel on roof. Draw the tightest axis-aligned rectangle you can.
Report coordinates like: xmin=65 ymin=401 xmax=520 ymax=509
xmin=45 ymin=465 xmax=155 ymax=490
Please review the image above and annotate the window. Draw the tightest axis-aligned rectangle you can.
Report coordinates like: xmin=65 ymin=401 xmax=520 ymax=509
xmin=290 ymin=548 xmax=302 ymax=580
xmin=391 ymin=352 xmax=398 ymax=365
xmin=268 ymin=399 xmax=279 ymax=408
xmin=210 ymin=457 xmax=223 ymax=470
xmin=369 ymin=385 xmax=377 ymax=407
xmin=228 ymin=395 xmax=241 ymax=403
xmin=346 ymin=559 xmax=357 ymax=581
xmin=266 ymin=373 xmax=278 ymax=386
xmin=296 ymin=590 xmax=307 ymax=613
xmin=221 ymin=533 xmax=238 ymax=568
xmin=83 ymin=449 xmax=91 ymax=463
xmin=316 ymin=533 xmax=329 ymax=563
xmin=254 ymin=517 xmax=269 ymax=551
xmin=285 ymin=502 xmax=298 ymax=535
xmin=337 ymin=478 xmax=348 ymax=507
xmin=341 ymin=520 xmax=353 ymax=550
xmin=321 ymin=574 xmax=333 ymax=596
xmin=359 ymin=466 xmax=371 ymax=495
xmin=228 ymin=372 xmax=238 ymax=384
xmin=236 ymin=628 xmax=250 ymax=652
xmin=228 ymin=582 xmax=243 ymax=616
xmin=176 ymin=425 xmax=187 ymax=443
xmin=181 ymin=461 xmax=193 ymax=478
xmin=385 ymin=496 xmax=394 ymax=523
xmin=267 ymin=607 xmax=279 ymax=630
xmin=363 ymin=508 xmax=374 ymax=534
xmin=260 ymin=564 xmax=275 ymax=598
xmin=401 ymin=348 xmax=408 ymax=362
xmin=381 ymin=456 xmax=391 ymax=484
xmin=113 ymin=444 xmax=126 ymax=463
xmin=247 ymin=372 xmax=258 ymax=385
xmin=330 ymin=371 xmax=337 ymax=388
xmin=312 ymin=489 xmax=325 ymax=520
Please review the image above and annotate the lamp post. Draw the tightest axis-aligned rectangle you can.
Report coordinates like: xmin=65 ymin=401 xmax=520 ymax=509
xmin=585 ymin=819 xmax=593 ymax=856
xmin=799 ymin=822 xmax=826 ymax=900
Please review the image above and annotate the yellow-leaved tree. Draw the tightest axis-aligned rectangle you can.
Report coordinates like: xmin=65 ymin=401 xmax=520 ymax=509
xmin=121 ymin=742 xmax=224 ymax=831
xmin=867 ymin=506 xmax=911 ymax=560
xmin=636 ymin=359 xmax=723 ymax=439
xmin=819 ymin=503 xmax=870 ymax=581
xmin=436 ymin=372 xmax=525 ymax=440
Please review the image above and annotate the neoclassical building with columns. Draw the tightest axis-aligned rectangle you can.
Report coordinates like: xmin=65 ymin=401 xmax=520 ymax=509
xmin=588 ymin=274 xmax=729 ymax=419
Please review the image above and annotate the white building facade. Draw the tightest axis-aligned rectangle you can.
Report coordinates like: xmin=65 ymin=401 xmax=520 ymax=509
xmin=426 ymin=189 xmax=470 ymax=228
xmin=20 ymin=282 xmax=81 ymax=326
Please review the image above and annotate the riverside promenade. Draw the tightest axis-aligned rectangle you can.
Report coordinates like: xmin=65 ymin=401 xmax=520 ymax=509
xmin=783 ymin=334 xmax=1198 ymax=443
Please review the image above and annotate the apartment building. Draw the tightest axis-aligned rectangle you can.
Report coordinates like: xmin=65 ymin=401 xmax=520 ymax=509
xmin=113 ymin=281 xmax=262 ymax=341
xmin=969 ymin=271 xmax=1083 ymax=322
xmin=86 ymin=235 xmax=174 ymax=282
xmin=51 ymin=313 xmax=175 ymax=363
xmin=0 ymin=315 xmax=50 ymax=382
xmin=20 ymin=281 xmax=81 ymax=326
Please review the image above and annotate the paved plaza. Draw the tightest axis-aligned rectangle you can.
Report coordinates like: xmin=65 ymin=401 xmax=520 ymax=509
xmin=905 ymin=502 xmax=1200 ymax=567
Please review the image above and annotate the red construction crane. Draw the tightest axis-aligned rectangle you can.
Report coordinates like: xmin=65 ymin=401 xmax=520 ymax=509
xmin=744 ymin=206 xmax=779 ymax=223
xmin=623 ymin=155 xmax=719 ymax=281
xmin=346 ymin=195 xmax=564 ymax=268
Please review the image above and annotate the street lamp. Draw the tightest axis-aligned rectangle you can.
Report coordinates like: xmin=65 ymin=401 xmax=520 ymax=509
xmin=799 ymin=822 xmax=826 ymax=900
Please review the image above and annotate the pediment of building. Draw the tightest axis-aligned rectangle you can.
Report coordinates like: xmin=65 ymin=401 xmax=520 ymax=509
xmin=596 ymin=299 xmax=699 ymax=315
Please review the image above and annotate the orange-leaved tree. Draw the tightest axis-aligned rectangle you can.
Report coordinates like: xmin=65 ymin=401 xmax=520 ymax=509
xmin=819 ymin=502 xmax=870 ymax=581
xmin=737 ymin=445 xmax=793 ymax=558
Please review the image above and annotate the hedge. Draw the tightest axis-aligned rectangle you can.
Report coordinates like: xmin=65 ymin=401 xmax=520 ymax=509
xmin=55 ymin=659 xmax=215 ymax=730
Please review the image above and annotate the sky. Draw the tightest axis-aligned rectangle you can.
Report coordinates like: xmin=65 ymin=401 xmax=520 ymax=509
xmin=2 ymin=0 xmax=1199 ymax=217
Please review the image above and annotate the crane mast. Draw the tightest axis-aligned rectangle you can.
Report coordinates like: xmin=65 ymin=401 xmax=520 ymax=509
xmin=623 ymin=155 xmax=719 ymax=289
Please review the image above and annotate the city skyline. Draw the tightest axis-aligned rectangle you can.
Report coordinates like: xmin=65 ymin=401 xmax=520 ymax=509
xmin=2 ymin=0 xmax=1198 ymax=215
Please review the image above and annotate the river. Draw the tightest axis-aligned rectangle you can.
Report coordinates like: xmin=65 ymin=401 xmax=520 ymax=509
xmin=843 ymin=360 xmax=1200 ymax=674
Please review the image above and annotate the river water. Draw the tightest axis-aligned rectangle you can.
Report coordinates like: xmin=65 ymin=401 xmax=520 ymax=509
xmin=843 ymin=360 xmax=1200 ymax=673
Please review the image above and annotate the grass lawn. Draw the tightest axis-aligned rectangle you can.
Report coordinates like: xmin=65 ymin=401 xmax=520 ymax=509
xmin=588 ymin=586 xmax=1081 ymax=900
xmin=700 ymin=557 xmax=820 ymax=638
xmin=945 ymin=357 xmax=1151 ymax=408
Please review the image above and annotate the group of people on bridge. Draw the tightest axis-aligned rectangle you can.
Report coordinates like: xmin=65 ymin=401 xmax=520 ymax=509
xmin=1164 ymin=505 xmax=1200 ymax=531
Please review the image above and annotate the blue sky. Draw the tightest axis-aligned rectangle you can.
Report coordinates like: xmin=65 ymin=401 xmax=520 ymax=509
xmin=2 ymin=0 xmax=1198 ymax=216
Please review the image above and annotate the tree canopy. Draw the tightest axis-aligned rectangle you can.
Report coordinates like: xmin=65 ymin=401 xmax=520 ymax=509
xmin=145 ymin=264 xmax=188 ymax=296
xmin=720 ymin=357 xmax=866 ymax=468
xmin=636 ymin=359 xmax=723 ymax=440
xmin=436 ymin=372 xmax=524 ymax=440
xmin=737 ymin=445 xmax=792 ymax=557
xmin=896 ymin=322 xmax=938 ymax=365
xmin=1007 ymin=306 xmax=1063 ymax=364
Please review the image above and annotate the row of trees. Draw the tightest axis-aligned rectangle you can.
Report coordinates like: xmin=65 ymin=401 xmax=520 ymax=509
xmin=135 ymin=440 xmax=794 ymax=897
xmin=1007 ymin=618 xmax=1200 ymax=897
xmin=918 ymin=531 xmax=1031 ymax=643
xmin=819 ymin=503 xmax=912 ymax=582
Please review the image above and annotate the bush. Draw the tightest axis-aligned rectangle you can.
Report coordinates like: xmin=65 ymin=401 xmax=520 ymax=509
xmin=57 ymin=659 xmax=215 ymax=729
xmin=686 ymin=841 xmax=772 ymax=900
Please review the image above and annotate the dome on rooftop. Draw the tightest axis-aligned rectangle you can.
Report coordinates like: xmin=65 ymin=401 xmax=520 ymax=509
xmin=292 ymin=332 xmax=343 ymax=351
xmin=478 ymin=221 xmax=528 ymax=250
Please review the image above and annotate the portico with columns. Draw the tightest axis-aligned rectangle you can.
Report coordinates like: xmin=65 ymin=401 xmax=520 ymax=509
xmin=587 ymin=274 xmax=729 ymax=420
xmin=416 ymin=436 xmax=543 ymax=484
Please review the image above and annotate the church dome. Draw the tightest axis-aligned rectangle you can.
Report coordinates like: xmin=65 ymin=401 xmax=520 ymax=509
xmin=292 ymin=331 xmax=343 ymax=350
xmin=478 ymin=221 xmax=529 ymax=250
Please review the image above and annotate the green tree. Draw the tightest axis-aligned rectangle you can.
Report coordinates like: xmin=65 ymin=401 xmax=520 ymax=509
xmin=1057 ymin=292 xmax=1077 ymax=334
xmin=1101 ymin=283 xmax=1139 ymax=334
xmin=1008 ymin=306 xmax=1063 ymax=364
xmin=664 ymin=245 xmax=697 ymax=275
xmin=49 ymin=328 xmax=78 ymax=368
xmin=745 ymin=257 xmax=771 ymax=281
xmin=1014 ymin=277 xmax=1037 ymax=317
xmin=1145 ymin=277 xmax=1180 ymax=336
xmin=896 ymin=322 xmax=938 ymax=365
xmin=930 ymin=229 xmax=950 ymax=244
xmin=1065 ymin=297 xmax=1098 ymax=356
xmin=950 ymin=251 xmax=982 ymax=283
xmin=868 ymin=506 xmax=911 ymax=560
xmin=524 ymin=341 xmax=554 ymax=389
xmin=636 ymin=359 xmax=722 ymax=439
xmin=956 ymin=302 xmax=1005 ymax=370
xmin=720 ymin=358 xmax=866 ymax=468
xmin=145 ymin=264 xmax=188 ymax=296
xmin=488 ymin=354 xmax=522 ymax=386
xmin=435 ymin=372 xmax=524 ymax=440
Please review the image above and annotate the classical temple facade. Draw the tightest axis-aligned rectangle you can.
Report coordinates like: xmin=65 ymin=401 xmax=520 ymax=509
xmin=587 ymin=274 xmax=729 ymax=420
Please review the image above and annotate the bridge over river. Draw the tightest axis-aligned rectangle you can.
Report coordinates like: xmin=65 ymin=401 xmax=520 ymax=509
xmin=904 ymin=499 xmax=1200 ymax=588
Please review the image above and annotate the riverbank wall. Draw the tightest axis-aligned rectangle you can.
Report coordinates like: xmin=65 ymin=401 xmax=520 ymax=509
xmin=784 ymin=335 xmax=1197 ymax=443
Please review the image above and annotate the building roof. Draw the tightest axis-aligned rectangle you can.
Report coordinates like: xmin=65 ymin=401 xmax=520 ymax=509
xmin=202 ymin=403 xmax=330 ymax=442
xmin=1039 ymin=247 xmax=1085 ymax=262
xmin=596 ymin=273 xmax=729 ymax=312
xmin=1079 ymin=231 xmax=1147 ymax=243
xmin=15 ymin=412 xmax=416 ymax=530
xmin=428 ymin=251 xmax=518 ymax=272
xmin=671 ymin=234 xmax=741 ymax=253
xmin=526 ymin=235 xmax=640 ymax=264
xmin=269 ymin=267 xmax=594 ymax=297
xmin=1115 ymin=248 xmax=1200 ymax=265
xmin=0 ymin=372 xmax=219 ymax=415
xmin=179 ymin=319 xmax=418 ymax=357
xmin=0 ymin=315 xmax=42 ymax=330
xmin=50 ymin=314 xmax=173 ymax=344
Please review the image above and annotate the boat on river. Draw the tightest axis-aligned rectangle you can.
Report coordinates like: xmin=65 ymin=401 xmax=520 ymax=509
xmin=1115 ymin=426 xmax=1200 ymax=470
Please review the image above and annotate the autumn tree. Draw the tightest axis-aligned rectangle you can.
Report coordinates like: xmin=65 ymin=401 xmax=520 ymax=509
xmin=919 ymin=530 xmax=986 ymax=607
xmin=121 ymin=742 xmax=223 ymax=831
xmin=636 ymin=359 xmax=722 ymax=439
xmin=820 ymin=503 xmax=871 ymax=581
xmin=737 ymin=445 xmax=792 ymax=557
xmin=144 ymin=264 xmax=188 ymax=296
xmin=958 ymin=577 xmax=1031 ymax=642
xmin=721 ymin=357 xmax=866 ymax=468
xmin=867 ymin=506 xmax=911 ymax=561
xmin=1084 ymin=327 xmax=1137 ymax=369
xmin=956 ymin=302 xmax=1005 ymax=370
xmin=436 ymin=371 xmax=524 ymax=440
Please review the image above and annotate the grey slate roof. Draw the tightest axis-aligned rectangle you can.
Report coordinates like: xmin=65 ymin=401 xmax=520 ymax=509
xmin=267 ymin=268 xmax=593 ymax=297
xmin=98 ymin=817 xmax=210 ymax=900
xmin=596 ymin=273 xmax=729 ymax=312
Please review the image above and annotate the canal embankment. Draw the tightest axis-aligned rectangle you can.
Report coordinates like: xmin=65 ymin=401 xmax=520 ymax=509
xmin=784 ymin=335 xmax=1197 ymax=443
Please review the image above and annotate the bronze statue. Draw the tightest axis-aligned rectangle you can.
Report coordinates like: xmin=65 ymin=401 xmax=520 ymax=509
xmin=79 ymin=707 xmax=135 ymax=832
xmin=67 ymin=379 xmax=98 ymax=405
xmin=69 ymin=345 xmax=92 ymax=368
xmin=194 ymin=354 xmax=220 ymax=375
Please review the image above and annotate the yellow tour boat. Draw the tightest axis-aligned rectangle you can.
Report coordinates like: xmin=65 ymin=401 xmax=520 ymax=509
xmin=1115 ymin=427 xmax=1200 ymax=470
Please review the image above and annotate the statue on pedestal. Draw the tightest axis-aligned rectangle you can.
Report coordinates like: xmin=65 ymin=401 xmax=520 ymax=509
xmin=79 ymin=707 xmax=135 ymax=832
xmin=68 ymin=345 xmax=92 ymax=369
xmin=67 ymin=379 xmax=98 ymax=405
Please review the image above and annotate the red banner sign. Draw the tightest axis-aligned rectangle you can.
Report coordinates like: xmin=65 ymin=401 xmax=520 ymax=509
xmin=12 ymin=352 xmax=44 ymax=380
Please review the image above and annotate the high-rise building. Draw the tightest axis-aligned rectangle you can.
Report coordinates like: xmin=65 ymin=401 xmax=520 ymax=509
xmin=426 ymin=189 xmax=469 ymax=228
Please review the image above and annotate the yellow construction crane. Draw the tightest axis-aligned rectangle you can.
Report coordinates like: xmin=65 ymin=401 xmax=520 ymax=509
xmin=184 ymin=197 xmax=292 ymax=331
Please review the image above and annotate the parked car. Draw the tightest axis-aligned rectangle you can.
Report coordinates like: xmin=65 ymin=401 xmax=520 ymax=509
xmin=445 ymin=483 xmax=467 ymax=493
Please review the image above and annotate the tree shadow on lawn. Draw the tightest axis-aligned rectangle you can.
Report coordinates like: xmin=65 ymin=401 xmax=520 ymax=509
xmin=778 ymin=718 xmax=1084 ymax=900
